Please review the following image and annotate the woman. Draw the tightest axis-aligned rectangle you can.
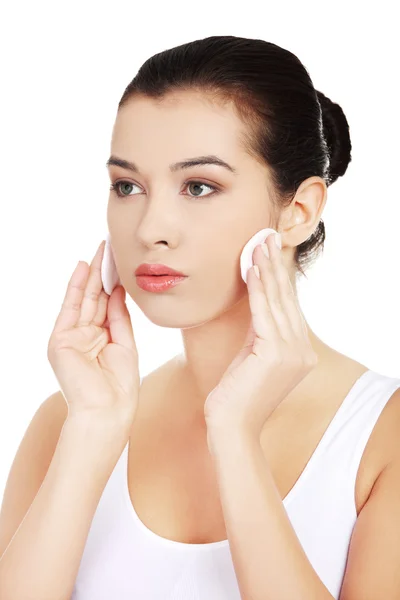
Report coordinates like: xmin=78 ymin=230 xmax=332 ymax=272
xmin=0 ymin=35 xmax=399 ymax=600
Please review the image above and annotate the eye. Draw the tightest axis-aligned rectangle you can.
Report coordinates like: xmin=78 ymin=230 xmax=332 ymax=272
xmin=109 ymin=180 xmax=219 ymax=199
xmin=109 ymin=181 xmax=141 ymax=197
xmin=184 ymin=181 xmax=218 ymax=198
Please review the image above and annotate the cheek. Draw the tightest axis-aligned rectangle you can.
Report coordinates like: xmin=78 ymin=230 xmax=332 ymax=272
xmin=201 ymin=240 xmax=237 ymax=276
xmin=197 ymin=246 xmax=246 ymax=302
xmin=191 ymin=269 xmax=245 ymax=323
xmin=205 ymin=234 xmax=254 ymax=285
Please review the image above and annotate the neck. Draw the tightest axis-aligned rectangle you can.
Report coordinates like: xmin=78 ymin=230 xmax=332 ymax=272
xmin=176 ymin=291 xmax=336 ymax=418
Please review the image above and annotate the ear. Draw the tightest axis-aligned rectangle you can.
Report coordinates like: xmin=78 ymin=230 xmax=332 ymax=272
xmin=279 ymin=176 xmax=327 ymax=247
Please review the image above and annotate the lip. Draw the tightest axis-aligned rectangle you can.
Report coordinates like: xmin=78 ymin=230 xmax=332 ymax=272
xmin=136 ymin=274 xmax=187 ymax=293
xmin=135 ymin=263 xmax=187 ymax=277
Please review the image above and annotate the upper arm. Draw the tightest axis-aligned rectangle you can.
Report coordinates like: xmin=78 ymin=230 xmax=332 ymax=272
xmin=0 ymin=391 xmax=68 ymax=560
xmin=339 ymin=389 xmax=400 ymax=599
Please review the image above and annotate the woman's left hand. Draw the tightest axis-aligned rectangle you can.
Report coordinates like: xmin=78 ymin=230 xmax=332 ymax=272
xmin=204 ymin=233 xmax=318 ymax=448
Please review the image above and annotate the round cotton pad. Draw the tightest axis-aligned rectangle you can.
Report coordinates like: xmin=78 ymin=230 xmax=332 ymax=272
xmin=101 ymin=233 xmax=121 ymax=295
xmin=240 ymin=228 xmax=281 ymax=283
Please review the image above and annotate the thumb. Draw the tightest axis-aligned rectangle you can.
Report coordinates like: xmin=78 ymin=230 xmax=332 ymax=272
xmin=107 ymin=286 xmax=136 ymax=352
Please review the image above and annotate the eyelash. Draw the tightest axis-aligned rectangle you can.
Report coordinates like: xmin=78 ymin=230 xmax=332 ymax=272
xmin=109 ymin=179 xmax=220 ymax=199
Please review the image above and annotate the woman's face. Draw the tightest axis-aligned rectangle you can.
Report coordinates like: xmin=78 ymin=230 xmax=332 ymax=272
xmin=107 ymin=90 xmax=279 ymax=328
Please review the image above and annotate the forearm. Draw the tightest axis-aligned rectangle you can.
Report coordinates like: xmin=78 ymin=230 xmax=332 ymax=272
xmin=208 ymin=428 xmax=334 ymax=600
xmin=0 ymin=413 xmax=131 ymax=600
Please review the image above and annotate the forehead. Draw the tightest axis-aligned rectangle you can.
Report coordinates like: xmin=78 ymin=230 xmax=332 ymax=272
xmin=110 ymin=91 xmax=249 ymax=162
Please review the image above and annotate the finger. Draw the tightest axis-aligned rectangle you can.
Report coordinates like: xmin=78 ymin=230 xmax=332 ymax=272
xmin=92 ymin=289 xmax=109 ymax=327
xmin=246 ymin=260 xmax=280 ymax=343
xmin=264 ymin=235 xmax=307 ymax=339
xmin=256 ymin=241 xmax=293 ymax=342
xmin=78 ymin=240 xmax=106 ymax=326
xmin=52 ymin=261 xmax=90 ymax=335
xmin=107 ymin=285 xmax=137 ymax=352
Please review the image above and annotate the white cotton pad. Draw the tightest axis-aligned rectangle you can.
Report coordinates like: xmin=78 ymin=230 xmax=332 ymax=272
xmin=240 ymin=228 xmax=281 ymax=283
xmin=101 ymin=233 xmax=122 ymax=295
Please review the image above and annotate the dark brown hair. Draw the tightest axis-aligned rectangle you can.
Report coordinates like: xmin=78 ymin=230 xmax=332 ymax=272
xmin=118 ymin=35 xmax=352 ymax=277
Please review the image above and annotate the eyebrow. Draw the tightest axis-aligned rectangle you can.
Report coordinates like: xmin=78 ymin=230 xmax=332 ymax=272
xmin=106 ymin=154 xmax=237 ymax=174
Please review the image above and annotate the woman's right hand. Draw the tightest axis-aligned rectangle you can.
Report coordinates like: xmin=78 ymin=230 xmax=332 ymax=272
xmin=47 ymin=240 xmax=140 ymax=425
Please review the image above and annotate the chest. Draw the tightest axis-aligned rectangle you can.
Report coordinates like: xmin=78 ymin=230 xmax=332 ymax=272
xmin=125 ymin=398 xmax=386 ymax=545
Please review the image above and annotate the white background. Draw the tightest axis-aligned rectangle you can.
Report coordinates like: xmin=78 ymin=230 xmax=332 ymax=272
xmin=0 ymin=0 xmax=398 ymax=500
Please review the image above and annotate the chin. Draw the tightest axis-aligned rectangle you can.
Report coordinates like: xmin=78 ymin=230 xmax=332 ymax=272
xmin=142 ymin=309 xmax=216 ymax=330
xmin=136 ymin=287 xmax=246 ymax=330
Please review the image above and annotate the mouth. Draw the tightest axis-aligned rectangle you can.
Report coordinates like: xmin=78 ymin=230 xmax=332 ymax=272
xmin=136 ymin=273 xmax=187 ymax=278
xmin=135 ymin=263 xmax=186 ymax=277
xmin=135 ymin=273 xmax=187 ymax=292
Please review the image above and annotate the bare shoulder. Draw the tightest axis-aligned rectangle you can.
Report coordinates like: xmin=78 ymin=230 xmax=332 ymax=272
xmin=138 ymin=355 xmax=182 ymax=402
xmin=3 ymin=390 xmax=69 ymax=482
xmin=355 ymin=373 xmax=400 ymax=511
xmin=372 ymin=384 xmax=400 ymax=466
xmin=0 ymin=390 xmax=68 ymax=558
xmin=336 ymin=356 xmax=400 ymax=472
xmin=144 ymin=354 xmax=183 ymax=382
xmin=339 ymin=385 xmax=400 ymax=599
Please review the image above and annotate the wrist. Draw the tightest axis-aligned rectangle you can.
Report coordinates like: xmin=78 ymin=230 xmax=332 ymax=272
xmin=206 ymin=420 xmax=260 ymax=457
xmin=65 ymin=408 xmax=134 ymax=440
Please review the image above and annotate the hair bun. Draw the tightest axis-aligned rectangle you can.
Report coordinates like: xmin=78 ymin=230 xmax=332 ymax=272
xmin=316 ymin=90 xmax=352 ymax=185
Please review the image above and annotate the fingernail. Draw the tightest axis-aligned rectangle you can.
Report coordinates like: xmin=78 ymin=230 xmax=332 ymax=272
xmin=274 ymin=233 xmax=282 ymax=249
xmin=261 ymin=242 xmax=269 ymax=258
xmin=253 ymin=265 xmax=260 ymax=278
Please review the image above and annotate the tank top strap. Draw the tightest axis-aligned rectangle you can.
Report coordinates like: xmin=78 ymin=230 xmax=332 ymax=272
xmin=346 ymin=370 xmax=400 ymax=488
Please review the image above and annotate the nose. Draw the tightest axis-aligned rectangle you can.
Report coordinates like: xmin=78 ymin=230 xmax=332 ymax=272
xmin=135 ymin=194 xmax=181 ymax=251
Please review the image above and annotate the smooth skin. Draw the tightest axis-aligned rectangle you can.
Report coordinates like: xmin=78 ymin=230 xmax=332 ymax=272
xmin=98 ymin=88 xmax=400 ymax=597
xmin=46 ymin=240 xmax=139 ymax=421
xmin=0 ymin=89 xmax=399 ymax=599
xmin=0 ymin=241 xmax=139 ymax=600
xmin=204 ymin=234 xmax=318 ymax=442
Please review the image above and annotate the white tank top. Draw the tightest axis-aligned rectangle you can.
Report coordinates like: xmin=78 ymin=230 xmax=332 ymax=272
xmin=71 ymin=368 xmax=400 ymax=600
